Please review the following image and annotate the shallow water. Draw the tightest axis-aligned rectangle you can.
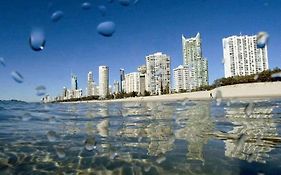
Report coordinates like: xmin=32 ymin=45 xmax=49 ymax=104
xmin=0 ymin=99 xmax=281 ymax=174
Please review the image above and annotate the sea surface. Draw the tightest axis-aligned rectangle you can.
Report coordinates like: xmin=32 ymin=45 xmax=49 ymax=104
xmin=1 ymin=99 xmax=281 ymax=175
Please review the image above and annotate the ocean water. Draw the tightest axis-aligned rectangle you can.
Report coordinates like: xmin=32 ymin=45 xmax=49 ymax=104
xmin=0 ymin=99 xmax=281 ymax=175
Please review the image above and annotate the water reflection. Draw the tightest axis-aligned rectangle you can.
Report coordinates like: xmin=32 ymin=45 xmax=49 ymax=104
xmin=223 ymin=103 xmax=279 ymax=163
xmin=0 ymin=100 xmax=281 ymax=174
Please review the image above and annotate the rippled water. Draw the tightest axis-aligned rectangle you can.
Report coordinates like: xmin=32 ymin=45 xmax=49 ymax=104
xmin=1 ymin=99 xmax=281 ymax=174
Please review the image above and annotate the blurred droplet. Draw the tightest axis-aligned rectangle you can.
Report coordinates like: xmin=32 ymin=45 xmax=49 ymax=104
xmin=51 ymin=11 xmax=64 ymax=22
xmin=118 ymin=0 xmax=130 ymax=6
xmin=215 ymin=90 xmax=222 ymax=106
xmin=257 ymin=32 xmax=269 ymax=49
xmin=35 ymin=85 xmax=47 ymax=96
xmin=0 ymin=57 xmax=5 ymax=67
xmin=254 ymin=74 xmax=259 ymax=80
xmin=29 ymin=28 xmax=46 ymax=51
xmin=47 ymin=130 xmax=57 ymax=142
xmin=97 ymin=21 xmax=116 ymax=37
xmin=55 ymin=147 xmax=65 ymax=158
xmin=81 ymin=2 xmax=91 ymax=10
xmin=156 ymin=155 xmax=166 ymax=164
xmin=245 ymin=103 xmax=255 ymax=117
xmin=22 ymin=113 xmax=32 ymax=121
xmin=84 ymin=137 xmax=96 ymax=151
xmin=98 ymin=5 xmax=107 ymax=16
xmin=11 ymin=71 xmax=24 ymax=83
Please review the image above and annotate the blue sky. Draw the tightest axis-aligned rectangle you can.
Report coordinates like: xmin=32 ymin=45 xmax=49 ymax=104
xmin=0 ymin=0 xmax=280 ymax=102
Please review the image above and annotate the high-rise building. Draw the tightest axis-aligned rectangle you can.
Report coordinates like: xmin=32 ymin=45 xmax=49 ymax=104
xmin=182 ymin=33 xmax=208 ymax=89
xmin=71 ymin=74 xmax=78 ymax=90
xmin=124 ymin=72 xmax=140 ymax=93
xmin=173 ymin=65 xmax=190 ymax=92
xmin=137 ymin=65 xmax=146 ymax=95
xmin=145 ymin=52 xmax=171 ymax=95
xmin=120 ymin=69 xmax=125 ymax=92
xmin=222 ymin=35 xmax=269 ymax=77
xmin=87 ymin=71 xmax=94 ymax=96
xmin=99 ymin=66 xmax=109 ymax=98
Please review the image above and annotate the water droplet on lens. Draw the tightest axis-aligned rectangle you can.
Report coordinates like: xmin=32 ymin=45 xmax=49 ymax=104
xmin=11 ymin=71 xmax=24 ymax=83
xmin=215 ymin=90 xmax=222 ymax=106
xmin=118 ymin=0 xmax=130 ymax=6
xmin=98 ymin=5 xmax=107 ymax=16
xmin=257 ymin=32 xmax=269 ymax=49
xmin=84 ymin=137 xmax=96 ymax=151
xmin=245 ymin=103 xmax=255 ymax=117
xmin=35 ymin=85 xmax=47 ymax=96
xmin=0 ymin=57 xmax=5 ymax=67
xmin=51 ymin=11 xmax=64 ymax=22
xmin=97 ymin=21 xmax=116 ymax=37
xmin=47 ymin=130 xmax=57 ymax=142
xmin=29 ymin=28 xmax=46 ymax=51
xmin=81 ymin=2 xmax=92 ymax=10
xmin=55 ymin=147 xmax=65 ymax=158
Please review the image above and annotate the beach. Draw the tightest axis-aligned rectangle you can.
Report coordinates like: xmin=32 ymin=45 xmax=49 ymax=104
xmin=64 ymin=82 xmax=281 ymax=104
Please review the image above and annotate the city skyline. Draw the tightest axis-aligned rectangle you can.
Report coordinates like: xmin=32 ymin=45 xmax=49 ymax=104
xmin=0 ymin=0 xmax=280 ymax=101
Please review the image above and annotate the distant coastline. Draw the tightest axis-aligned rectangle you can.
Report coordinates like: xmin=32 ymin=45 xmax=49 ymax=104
xmin=61 ymin=82 xmax=281 ymax=104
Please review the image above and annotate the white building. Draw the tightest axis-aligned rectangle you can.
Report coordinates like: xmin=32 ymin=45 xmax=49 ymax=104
xmin=222 ymin=35 xmax=269 ymax=77
xmin=124 ymin=72 xmax=140 ymax=93
xmin=87 ymin=71 xmax=95 ymax=96
xmin=182 ymin=33 xmax=208 ymax=90
xmin=145 ymin=52 xmax=171 ymax=95
xmin=99 ymin=65 xmax=109 ymax=98
xmin=173 ymin=65 xmax=190 ymax=92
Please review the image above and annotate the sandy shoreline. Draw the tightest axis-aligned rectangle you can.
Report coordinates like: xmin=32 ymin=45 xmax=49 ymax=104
xmin=63 ymin=82 xmax=281 ymax=104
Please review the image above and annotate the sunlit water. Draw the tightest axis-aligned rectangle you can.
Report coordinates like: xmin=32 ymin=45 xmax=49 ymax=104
xmin=1 ymin=99 xmax=281 ymax=174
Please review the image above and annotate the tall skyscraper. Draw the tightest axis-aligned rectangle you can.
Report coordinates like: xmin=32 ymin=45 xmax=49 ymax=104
xmin=222 ymin=35 xmax=269 ymax=77
xmin=145 ymin=52 xmax=171 ymax=95
xmin=113 ymin=80 xmax=120 ymax=94
xmin=173 ymin=65 xmax=190 ymax=92
xmin=71 ymin=74 xmax=78 ymax=90
xmin=87 ymin=71 xmax=94 ymax=96
xmin=99 ymin=66 xmax=109 ymax=98
xmin=120 ymin=69 xmax=125 ymax=92
xmin=182 ymin=33 xmax=208 ymax=89
xmin=124 ymin=72 xmax=140 ymax=93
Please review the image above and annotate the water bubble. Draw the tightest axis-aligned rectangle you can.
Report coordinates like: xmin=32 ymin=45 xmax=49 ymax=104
xmin=0 ymin=57 xmax=5 ymax=67
xmin=98 ymin=5 xmax=107 ymax=16
xmin=35 ymin=85 xmax=47 ymax=96
xmin=29 ymin=28 xmax=46 ymax=51
xmin=47 ymin=130 xmax=57 ymax=142
xmin=55 ymin=147 xmax=65 ymax=158
xmin=257 ymin=32 xmax=269 ymax=49
xmin=22 ymin=113 xmax=32 ymax=121
xmin=118 ymin=0 xmax=130 ymax=6
xmin=245 ymin=102 xmax=255 ymax=117
xmin=51 ymin=11 xmax=64 ymax=22
xmin=97 ymin=21 xmax=116 ymax=37
xmin=11 ymin=71 xmax=24 ymax=83
xmin=215 ymin=90 xmax=222 ymax=106
xmin=84 ymin=137 xmax=97 ymax=151
xmin=81 ymin=2 xmax=92 ymax=10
